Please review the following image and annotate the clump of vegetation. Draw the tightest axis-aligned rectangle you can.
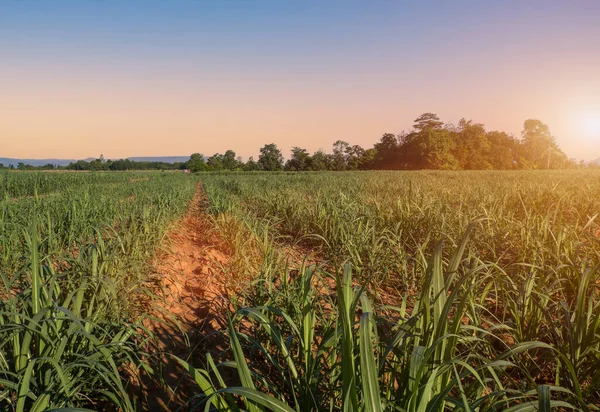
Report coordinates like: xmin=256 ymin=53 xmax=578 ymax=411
xmin=191 ymin=170 xmax=600 ymax=410
xmin=2 ymin=169 xmax=599 ymax=410
xmin=201 ymin=170 xmax=600 ymax=288
xmin=0 ymin=171 xmax=198 ymax=410
xmin=179 ymin=234 xmax=589 ymax=410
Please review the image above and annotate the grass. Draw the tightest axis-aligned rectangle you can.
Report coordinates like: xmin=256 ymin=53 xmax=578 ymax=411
xmin=0 ymin=171 xmax=198 ymax=410
xmin=189 ymin=170 xmax=600 ymax=410
xmin=1 ymin=169 xmax=600 ymax=410
xmin=182 ymin=234 xmax=582 ymax=410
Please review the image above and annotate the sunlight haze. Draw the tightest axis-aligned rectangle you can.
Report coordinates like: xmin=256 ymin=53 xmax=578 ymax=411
xmin=1 ymin=1 xmax=599 ymax=160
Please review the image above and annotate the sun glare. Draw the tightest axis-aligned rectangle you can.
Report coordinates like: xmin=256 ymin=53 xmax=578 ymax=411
xmin=580 ymin=113 xmax=600 ymax=140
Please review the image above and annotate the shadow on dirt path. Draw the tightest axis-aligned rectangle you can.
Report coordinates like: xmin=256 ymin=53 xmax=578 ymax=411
xmin=138 ymin=183 xmax=233 ymax=411
xmin=135 ymin=182 xmax=327 ymax=410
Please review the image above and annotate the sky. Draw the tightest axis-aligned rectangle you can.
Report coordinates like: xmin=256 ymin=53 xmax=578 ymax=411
xmin=1 ymin=1 xmax=599 ymax=161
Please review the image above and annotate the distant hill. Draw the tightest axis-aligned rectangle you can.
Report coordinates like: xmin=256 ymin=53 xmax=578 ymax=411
xmin=0 ymin=156 xmax=190 ymax=167
xmin=0 ymin=157 xmax=95 ymax=167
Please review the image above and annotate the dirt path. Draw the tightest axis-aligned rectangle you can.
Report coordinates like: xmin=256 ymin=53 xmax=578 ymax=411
xmin=136 ymin=182 xmax=325 ymax=410
xmin=140 ymin=183 xmax=232 ymax=411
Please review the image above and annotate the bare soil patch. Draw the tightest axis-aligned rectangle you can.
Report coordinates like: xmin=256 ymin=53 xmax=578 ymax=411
xmin=139 ymin=183 xmax=233 ymax=411
xmin=136 ymin=183 xmax=331 ymax=410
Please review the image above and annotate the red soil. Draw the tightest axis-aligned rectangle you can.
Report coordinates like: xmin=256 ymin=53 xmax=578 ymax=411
xmin=140 ymin=184 xmax=233 ymax=411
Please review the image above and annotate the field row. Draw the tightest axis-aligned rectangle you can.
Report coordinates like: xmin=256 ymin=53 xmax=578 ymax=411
xmin=0 ymin=171 xmax=198 ymax=410
xmin=1 ymin=170 xmax=600 ymax=410
xmin=196 ymin=170 xmax=600 ymax=410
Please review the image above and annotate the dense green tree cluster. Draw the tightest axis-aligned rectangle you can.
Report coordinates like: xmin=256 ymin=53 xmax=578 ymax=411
xmin=365 ymin=114 xmax=576 ymax=170
xmin=274 ymin=114 xmax=580 ymax=171
xmin=372 ymin=114 xmax=573 ymax=170
xmin=283 ymin=143 xmax=375 ymax=171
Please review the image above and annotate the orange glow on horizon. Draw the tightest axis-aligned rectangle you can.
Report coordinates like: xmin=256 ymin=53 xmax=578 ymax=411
xmin=1 ymin=2 xmax=599 ymax=162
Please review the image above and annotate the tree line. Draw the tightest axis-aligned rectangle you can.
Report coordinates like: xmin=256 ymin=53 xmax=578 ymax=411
xmin=186 ymin=114 xmax=589 ymax=172
xmin=0 ymin=157 xmax=187 ymax=171
xmin=2 ymin=113 xmax=594 ymax=172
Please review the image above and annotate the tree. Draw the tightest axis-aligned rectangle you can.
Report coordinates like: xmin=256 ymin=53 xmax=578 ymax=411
xmin=413 ymin=112 xmax=444 ymax=132
xmin=487 ymin=130 xmax=518 ymax=169
xmin=187 ymin=153 xmax=207 ymax=172
xmin=109 ymin=159 xmax=131 ymax=170
xmin=418 ymin=128 xmax=458 ymax=169
xmin=244 ymin=156 xmax=260 ymax=171
xmin=67 ymin=160 xmax=90 ymax=170
xmin=310 ymin=150 xmax=332 ymax=171
xmin=408 ymin=114 xmax=458 ymax=169
xmin=453 ymin=119 xmax=492 ymax=169
xmin=331 ymin=140 xmax=350 ymax=170
xmin=285 ymin=147 xmax=312 ymax=171
xmin=207 ymin=153 xmax=224 ymax=170
xmin=89 ymin=157 xmax=106 ymax=171
xmin=222 ymin=150 xmax=239 ymax=170
xmin=258 ymin=143 xmax=284 ymax=171
xmin=358 ymin=148 xmax=376 ymax=170
xmin=345 ymin=144 xmax=366 ymax=170
xmin=520 ymin=119 xmax=567 ymax=169
xmin=396 ymin=131 xmax=420 ymax=169
xmin=373 ymin=133 xmax=399 ymax=169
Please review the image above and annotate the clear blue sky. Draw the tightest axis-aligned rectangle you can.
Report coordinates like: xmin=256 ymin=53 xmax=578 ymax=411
xmin=1 ymin=1 xmax=599 ymax=160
